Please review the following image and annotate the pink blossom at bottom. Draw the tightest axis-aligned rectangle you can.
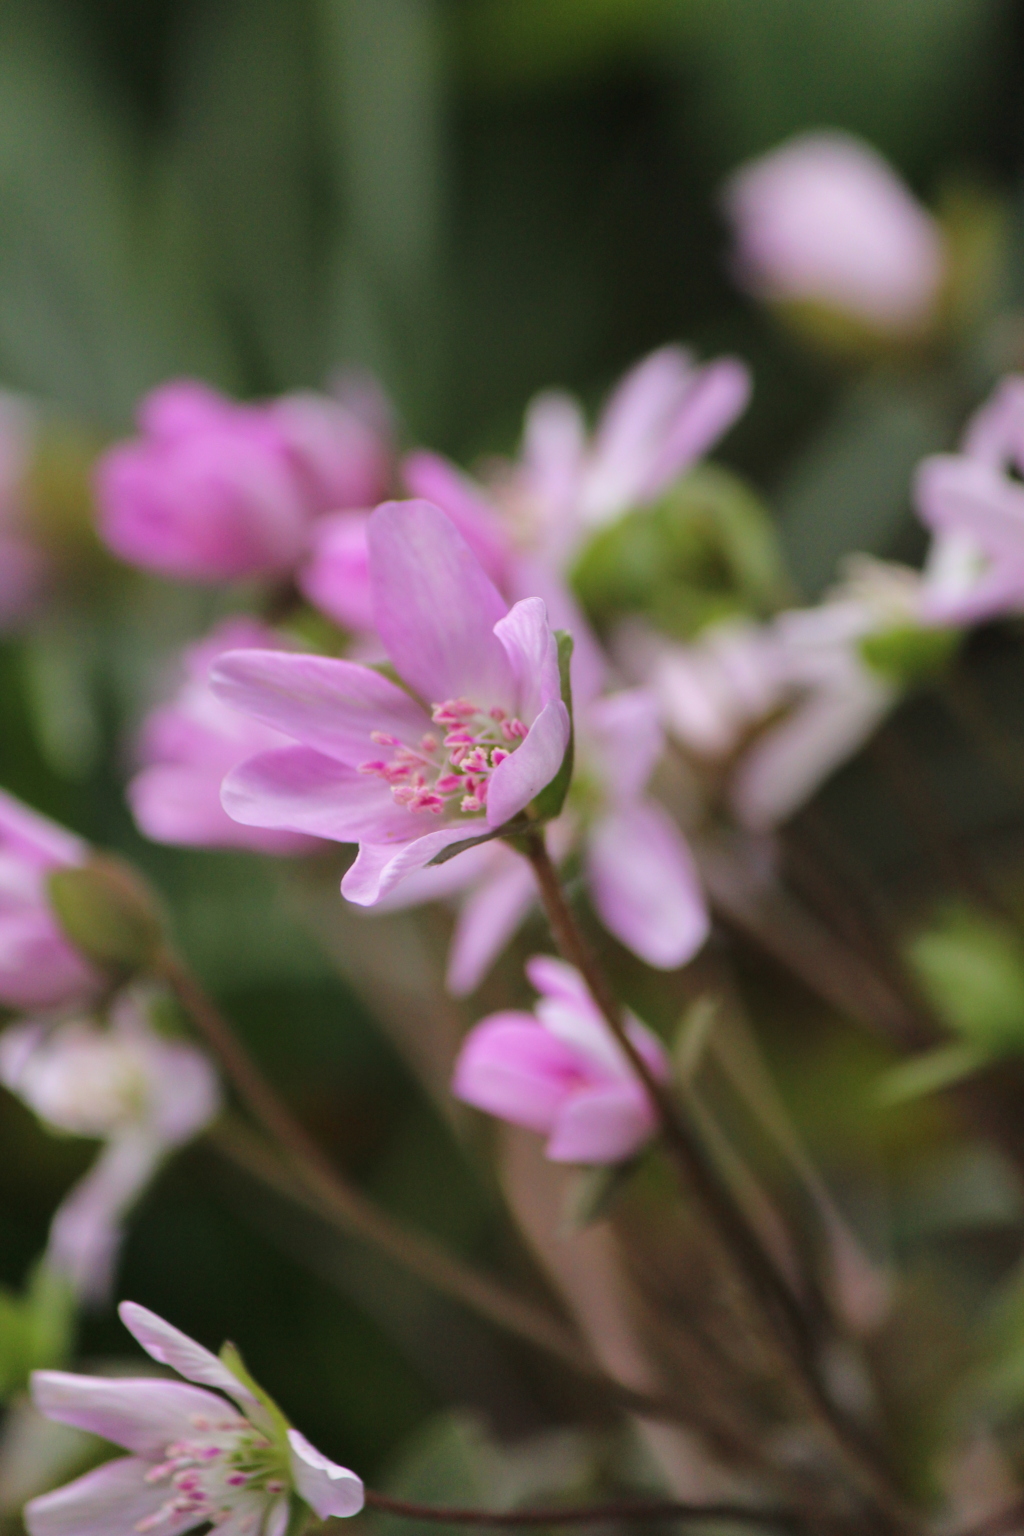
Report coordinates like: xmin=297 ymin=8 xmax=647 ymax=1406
xmin=453 ymin=955 xmax=668 ymax=1163
xmin=25 ymin=1302 xmax=363 ymax=1536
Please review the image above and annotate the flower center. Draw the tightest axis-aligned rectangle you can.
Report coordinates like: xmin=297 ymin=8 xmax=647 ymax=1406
xmin=137 ymin=1413 xmax=289 ymax=1533
xmin=359 ymin=697 xmax=527 ymax=816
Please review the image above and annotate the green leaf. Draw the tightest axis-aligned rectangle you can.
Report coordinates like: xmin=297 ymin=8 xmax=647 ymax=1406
xmin=877 ymin=1043 xmax=988 ymax=1105
xmin=527 ymin=630 xmax=575 ymax=823
xmin=0 ymin=1264 xmax=75 ymax=1404
xmin=906 ymin=907 xmax=1024 ymax=1056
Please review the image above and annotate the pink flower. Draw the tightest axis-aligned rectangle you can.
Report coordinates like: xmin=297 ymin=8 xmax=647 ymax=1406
xmin=25 ymin=1301 xmax=363 ymax=1536
xmin=0 ymin=790 xmax=101 ymax=1013
xmin=0 ymin=993 xmax=220 ymax=1301
xmin=296 ymin=511 xmax=376 ymax=633
xmin=722 ymin=132 xmax=946 ymax=332
xmin=453 ymin=955 xmax=668 ymax=1163
xmin=128 ymin=619 xmax=319 ymax=855
xmin=211 ymin=501 xmax=571 ymax=906
xmin=405 ymin=345 xmax=750 ymax=569
xmin=379 ymin=681 xmax=708 ymax=994
xmin=95 ymin=378 xmax=391 ymax=583
xmin=915 ymin=376 xmax=1024 ymax=624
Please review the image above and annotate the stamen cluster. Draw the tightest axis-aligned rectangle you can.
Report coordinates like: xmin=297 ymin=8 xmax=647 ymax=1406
xmin=359 ymin=697 xmax=527 ymax=816
xmin=138 ymin=1413 xmax=287 ymax=1533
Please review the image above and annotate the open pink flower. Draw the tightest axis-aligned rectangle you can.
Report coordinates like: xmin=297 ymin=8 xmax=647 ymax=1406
xmin=405 ymin=345 xmax=750 ymax=570
xmin=453 ymin=955 xmax=667 ymax=1163
xmin=95 ymin=378 xmax=390 ymax=583
xmin=0 ymin=992 xmax=220 ymax=1301
xmin=379 ymin=678 xmax=708 ymax=994
xmin=915 ymin=376 xmax=1024 ymax=625
xmin=211 ymin=501 xmax=571 ymax=906
xmin=128 ymin=619 xmax=319 ymax=855
xmin=25 ymin=1301 xmax=363 ymax=1536
xmin=0 ymin=790 xmax=101 ymax=1013
xmin=722 ymin=132 xmax=946 ymax=332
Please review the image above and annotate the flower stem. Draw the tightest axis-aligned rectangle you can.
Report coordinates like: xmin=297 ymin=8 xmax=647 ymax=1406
xmin=521 ymin=834 xmax=920 ymax=1536
xmin=361 ymin=1490 xmax=804 ymax=1530
xmin=155 ymin=948 xmax=681 ymax=1424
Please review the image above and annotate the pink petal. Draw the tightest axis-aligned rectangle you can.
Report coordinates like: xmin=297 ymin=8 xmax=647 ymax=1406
xmin=297 ymin=511 xmax=375 ymax=633
xmin=401 ymin=451 xmax=510 ymax=584
xmin=492 ymin=596 xmax=562 ymax=723
xmin=128 ymin=764 xmax=316 ymax=854
xmin=0 ymin=915 xmax=100 ymax=1012
xmin=452 ymin=1014 xmax=580 ymax=1133
xmin=341 ymin=825 xmax=487 ymax=907
xmin=583 ymin=688 xmax=663 ymax=802
xmin=525 ymin=954 xmax=594 ymax=1011
xmin=446 ymin=855 xmax=536 ymax=996
xmin=520 ymin=391 xmax=587 ymax=550
xmin=221 ymin=746 xmax=420 ymax=842
xmin=287 ymin=1428 xmax=364 ymax=1518
xmin=31 ymin=1372 xmax=230 ymax=1456
xmin=508 ymin=557 xmax=608 ymax=705
xmin=916 ymin=454 xmax=1024 ymax=562
xmin=210 ymin=650 xmax=429 ymax=767
xmin=586 ymin=802 xmax=709 ymax=969
xmin=485 ymin=698 xmax=570 ymax=828
xmin=547 ymin=1081 xmax=657 ymax=1163
xmin=0 ymin=787 xmax=87 ymax=868
xmin=24 ymin=1456 xmax=197 ymax=1536
xmin=367 ymin=500 xmax=514 ymax=708
xmin=47 ymin=1136 xmax=163 ymax=1303
xmin=962 ymin=374 xmax=1024 ymax=469
xmin=117 ymin=1302 xmax=258 ymax=1409
xmin=644 ymin=356 xmax=752 ymax=494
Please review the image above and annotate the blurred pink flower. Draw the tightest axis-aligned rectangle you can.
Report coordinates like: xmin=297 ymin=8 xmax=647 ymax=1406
xmin=212 ymin=501 xmax=571 ymax=906
xmin=128 ymin=618 xmax=319 ymax=855
xmin=405 ymin=345 xmax=750 ymax=569
xmin=297 ymin=510 xmax=376 ymax=633
xmin=0 ymin=789 xmax=101 ymax=1013
xmin=915 ymin=376 xmax=1024 ymax=624
xmin=0 ymin=993 xmax=220 ymax=1301
xmin=722 ymin=131 xmax=945 ymax=331
xmin=95 ymin=378 xmax=391 ymax=583
xmin=453 ymin=955 xmax=667 ymax=1163
xmin=25 ymin=1300 xmax=363 ymax=1536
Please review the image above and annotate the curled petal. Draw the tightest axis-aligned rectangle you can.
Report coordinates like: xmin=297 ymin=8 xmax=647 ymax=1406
xmin=287 ymin=1428 xmax=365 ymax=1519
xmin=341 ymin=825 xmax=489 ymax=907
xmin=117 ymin=1302 xmax=258 ymax=1409
xmin=486 ymin=700 xmax=570 ymax=828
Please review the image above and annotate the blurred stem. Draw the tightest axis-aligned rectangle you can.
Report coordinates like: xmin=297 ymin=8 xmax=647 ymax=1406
xmin=521 ymin=834 xmax=921 ymax=1536
xmin=359 ymin=1490 xmax=804 ymax=1530
xmin=155 ymin=948 xmax=681 ymax=1423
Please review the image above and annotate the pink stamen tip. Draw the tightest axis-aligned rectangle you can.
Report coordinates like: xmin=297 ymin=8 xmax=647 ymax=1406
xmin=266 ymin=1481 xmax=286 ymax=1495
xmin=421 ymin=734 xmax=439 ymax=752
xmin=489 ymin=706 xmax=507 ymax=721
xmin=491 ymin=748 xmax=509 ymax=765
xmin=227 ymin=1475 xmax=248 ymax=1487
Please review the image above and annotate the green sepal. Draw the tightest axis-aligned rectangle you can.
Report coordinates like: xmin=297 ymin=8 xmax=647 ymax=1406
xmin=560 ymin=1159 xmax=639 ymax=1233
xmin=48 ymin=855 xmax=166 ymax=974
xmin=426 ymin=816 xmax=531 ymax=867
xmin=219 ymin=1340 xmax=292 ymax=1448
xmin=527 ymin=630 xmax=575 ymax=823
xmin=859 ymin=624 xmax=961 ymax=686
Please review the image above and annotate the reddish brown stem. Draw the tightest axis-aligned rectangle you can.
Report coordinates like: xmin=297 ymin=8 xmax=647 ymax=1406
xmin=362 ymin=1489 xmax=804 ymax=1530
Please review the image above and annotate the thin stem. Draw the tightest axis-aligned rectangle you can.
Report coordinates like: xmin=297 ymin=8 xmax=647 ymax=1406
xmin=950 ymin=1498 xmax=1024 ymax=1536
xmin=521 ymin=836 xmax=920 ymax=1536
xmin=156 ymin=949 xmax=682 ymax=1424
xmin=361 ymin=1490 xmax=805 ymax=1530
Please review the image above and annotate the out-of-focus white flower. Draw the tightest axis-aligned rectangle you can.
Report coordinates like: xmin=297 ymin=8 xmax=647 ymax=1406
xmin=0 ymin=994 xmax=220 ymax=1302
xmin=722 ymin=131 xmax=946 ymax=333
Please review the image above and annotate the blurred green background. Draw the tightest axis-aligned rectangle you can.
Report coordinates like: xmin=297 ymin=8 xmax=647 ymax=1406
xmin=3 ymin=0 xmax=1024 ymax=1507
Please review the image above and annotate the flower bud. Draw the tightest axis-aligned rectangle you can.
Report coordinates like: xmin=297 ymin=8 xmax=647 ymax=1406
xmin=47 ymin=855 xmax=166 ymax=974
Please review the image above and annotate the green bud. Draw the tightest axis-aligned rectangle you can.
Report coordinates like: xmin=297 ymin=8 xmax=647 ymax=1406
xmin=859 ymin=624 xmax=960 ymax=686
xmin=48 ymin=855 xmax=167 ymax=973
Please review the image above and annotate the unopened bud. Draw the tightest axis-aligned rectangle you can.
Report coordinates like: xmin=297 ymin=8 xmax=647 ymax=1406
xmin=48 ymin=855 xmax=166 ymax=973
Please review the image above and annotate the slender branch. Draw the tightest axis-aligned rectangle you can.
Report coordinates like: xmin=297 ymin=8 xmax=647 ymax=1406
xmin=155 ymin=949 xmax=683 ymax=1424
xmin=361 ymin=1489 xmax=804 ymax=1530
xmin=520 ymin=835 xmax=920 ymax=1536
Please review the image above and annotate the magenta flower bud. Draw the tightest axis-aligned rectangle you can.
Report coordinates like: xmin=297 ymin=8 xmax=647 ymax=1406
xmin=722 ymin=132 xmax=945 ymax=332
xmin=128 ymin=618 xmax=321 ymax=855
xmin=453 ymin=955 xmax=668 ymax=1164
xmin=0 ymin=789 xmax=102 ymax=1012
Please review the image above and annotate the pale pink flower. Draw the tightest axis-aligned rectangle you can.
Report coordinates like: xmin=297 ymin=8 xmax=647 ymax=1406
xmin=0 ymin=993 xmax=220 ymax=1301
xmin=211 ymin=501 xmax=571 ymax=906
xmin=95 ymin=378 xmax=390 ymax=583
xmin=722 ymin=131 xmax=946 ymax=331
xmin=128 ymin=619 xmax=319 ymax=855
xmin=453 ymin=955 xmax=668 ymax=1163
xmin=915 ymin=376 xmax=1024 ymax=624
xmin=0 ymin=790 xmax=101 ymax=1013
xmin=405 ymin=345 xmax=750 ymax=570
xmin=25 ymin=1301 xmax=363 ymax=1536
